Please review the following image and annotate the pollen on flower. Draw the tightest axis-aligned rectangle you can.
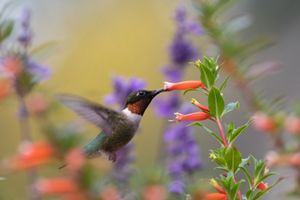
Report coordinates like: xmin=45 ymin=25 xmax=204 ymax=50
xmin=164 ymin=80 xmax=205 ymax=91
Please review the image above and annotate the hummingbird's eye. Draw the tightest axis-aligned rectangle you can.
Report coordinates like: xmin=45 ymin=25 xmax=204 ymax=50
xmin=137 ymin=91 xmax=146 ymax=96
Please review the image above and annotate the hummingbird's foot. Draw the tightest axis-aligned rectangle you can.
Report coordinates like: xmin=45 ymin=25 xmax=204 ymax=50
xmin=108 ymin=152 xmax=117 ymax=162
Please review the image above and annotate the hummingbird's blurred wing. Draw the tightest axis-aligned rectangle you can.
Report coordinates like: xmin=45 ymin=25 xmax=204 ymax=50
xmin=58 ymin=94 xmax=120 ymax=135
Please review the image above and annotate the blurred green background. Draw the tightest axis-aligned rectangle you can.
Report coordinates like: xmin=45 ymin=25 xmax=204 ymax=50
xmin=1 ymin=0 xmax=300 ymax=199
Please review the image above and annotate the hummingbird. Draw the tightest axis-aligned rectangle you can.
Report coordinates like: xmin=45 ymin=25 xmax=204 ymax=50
xmin=58 ymin=88 xmax=164 ymax=163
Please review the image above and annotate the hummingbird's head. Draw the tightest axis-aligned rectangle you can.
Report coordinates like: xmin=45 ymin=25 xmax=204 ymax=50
xmin=125 ymin=89 xmax=164 ymax=115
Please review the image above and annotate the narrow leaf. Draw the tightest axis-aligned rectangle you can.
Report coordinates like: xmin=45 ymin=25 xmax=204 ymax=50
xmin=208 ymin=87 xmax=225 ymax=118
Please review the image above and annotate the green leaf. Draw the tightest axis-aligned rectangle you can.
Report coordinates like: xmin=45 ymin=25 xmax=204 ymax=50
xmin=208 ymin=87 xmax=225 ymax=118
xmin=200 ymin=64 xmax=215 ymax=88
xmin=224 ymin=146 xmax=242 ymax=172
xmin=228 ymin=122 xmax=249 ymax=144
xmin=222 ymin=101 xmax=239 ymax=116
xmin=219 ymin=76 xmax=230 ymax=92
xmin=189 ymin=122 xmax=224 ymax=145
xmin=0 ymin=19 xmax=14 ymax=42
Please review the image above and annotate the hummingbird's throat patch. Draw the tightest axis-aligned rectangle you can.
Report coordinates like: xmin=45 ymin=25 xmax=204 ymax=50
xmin=127 ymin=100 xmax=149 ymax=115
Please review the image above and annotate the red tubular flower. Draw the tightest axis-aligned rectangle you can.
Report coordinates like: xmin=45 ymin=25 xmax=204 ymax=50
xmin=285 ymin=116 xmax=300 ymax=134
xmin=172 ymin=111 xmax=210 ymax=122
xmin=164 ymin=80 xmax=205 ymax=91
xmin=256 ymin=182 xmax=268 ymax=191
xmin=1 ymin=56 xmax=23 ymax=77
xmin=142 ymin=184 xmax=167 ymax=200
xmin=35 ymin=178 xmax=79 ymax=195
xmin=204 ymin=193 xmax=228 ymax=200
xmin=7 ymin=142 xmax=55 ymax=170
xmin=191 ymin=98 xmax=209 ymax=112
xmin=0 ymin=79 xmax=11 ymax=100
xmin=252 ymin=112 xmax=277 ymax=133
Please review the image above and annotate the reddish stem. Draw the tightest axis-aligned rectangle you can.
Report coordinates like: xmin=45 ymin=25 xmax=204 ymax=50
xmin=216 ymin=118 xmax=228 ymax=147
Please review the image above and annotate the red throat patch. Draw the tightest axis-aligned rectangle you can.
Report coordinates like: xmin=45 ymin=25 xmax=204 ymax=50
xmin=127 ymin=100 xmax=149 ymax=115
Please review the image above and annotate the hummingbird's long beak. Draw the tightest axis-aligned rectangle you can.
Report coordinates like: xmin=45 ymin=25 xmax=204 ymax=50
xmin=151 ymin=88 xmax=165 ymax=98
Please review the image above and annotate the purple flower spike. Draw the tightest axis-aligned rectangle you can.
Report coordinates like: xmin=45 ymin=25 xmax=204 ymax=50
xmin=105 ymin=76 xmax=146 ymax=183
xmin=18 ymin=8 xmax=32 ymax=47
xmin=175 ymin=6 xmax=187 ymax=23
xmin=169 ymin=180 xmax=185 ymax=194
xmin=26 ymin=59 xmax=51 ymax=82
xmin=106 ymin=76 xmax=146 ymax=108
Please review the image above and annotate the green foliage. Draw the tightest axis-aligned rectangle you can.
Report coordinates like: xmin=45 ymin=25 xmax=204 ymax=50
xmin=208 ymin=87 xmax=224 ymax=118
xmin=191 ymin=57 xmax=279 ymax=199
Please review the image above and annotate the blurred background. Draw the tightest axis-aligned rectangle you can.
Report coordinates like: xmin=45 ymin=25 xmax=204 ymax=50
xmin=0 ymin=0 xmax=300 ymax=199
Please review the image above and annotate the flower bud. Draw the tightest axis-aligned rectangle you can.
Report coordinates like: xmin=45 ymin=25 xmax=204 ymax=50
xmin=252 ymin=112 xmax=277 ymax=133
xmin=285 ymin=116 xmax=300 ymax=134
xmin=164 ymin=80 xmax=205 ymax=91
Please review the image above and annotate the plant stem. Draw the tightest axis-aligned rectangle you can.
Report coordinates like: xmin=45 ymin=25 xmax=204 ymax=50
xmin=17 ymin=95 xmax=41 ymax=200
xmin=216 ymin=118 xmax=228 ymax=147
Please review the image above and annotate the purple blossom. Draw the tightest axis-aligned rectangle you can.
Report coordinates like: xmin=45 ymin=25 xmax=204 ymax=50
xmin=154 ymin=5 xmax=203 ymax=194
xmin=104 ymin=76 xmax=146 ymax=108
xmin=18 ymin=8 xmax=32 ymax=47
xmin=25 ymin=59 xmax=51 ymax=82
xmin=105 ymin=76 xmax=146 ymax=183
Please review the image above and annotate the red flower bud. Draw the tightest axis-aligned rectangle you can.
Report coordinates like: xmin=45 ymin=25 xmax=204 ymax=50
xmin=252 ymin=112 xmax=277 ymax=133
xmin=257 ymin=182 xmax=268 ymax=191
xmin=164 ymin=81 xmax=205 ymax=91
xmin=65 ymin=148 xmax=85 ymax=172
xmin=289 ymin=152 xmax=300 ymax=167
xmin=191 ymin=98 xmax=209 ymax=112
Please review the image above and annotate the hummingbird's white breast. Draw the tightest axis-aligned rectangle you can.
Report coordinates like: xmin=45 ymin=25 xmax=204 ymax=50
xmin=122 ymin=108 xmax=142 ymax=126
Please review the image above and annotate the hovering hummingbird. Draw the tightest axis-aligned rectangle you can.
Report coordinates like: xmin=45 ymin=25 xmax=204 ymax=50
xmin=58 ymin=89 xmax=164 ymax=163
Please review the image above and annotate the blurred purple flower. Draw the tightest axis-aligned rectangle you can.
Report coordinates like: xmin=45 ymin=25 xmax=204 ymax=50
xmin=26 ymin=59 xmax=51 ymax=82
xmin=105 ymin=76 xmax=146 ymax=108
xmin=18 ymin=8 xmax=32 ymax=47
xmin=105 ymin=76 xmax=146 ymax=183
xmin=153 ymin=5 xmax=203 ymax=194
xmin=169 ymin=34 xmax=197 ymax=66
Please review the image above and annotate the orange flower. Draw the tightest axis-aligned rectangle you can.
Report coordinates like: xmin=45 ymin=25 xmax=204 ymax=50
xmin=210 ymin=179 xmax=225 ymax=194
xmin=7 ymin=142 xmax=55 ymax=170
xmin=256 ymin=182 xmax=268 ymax=191
xmin=191 ymin=98 xmax=209 ymax=112
xmin=164 ymin=81 xmax=205 ymax=91
xmin=172 ymin=112 xmax=210 ymax=122
xmin=65 ymin=148 xmax=85 ymax=173
xmin=252 ymin=112 xmax=277 ymax=133
xmin=35 ymin=178 xmax=79 ymax=195
xmin=1 ymin=56 xmax=23 ymax=77
xmin=204 ymin=193 xmax=227 ymax=200
xmin=142 ymin=184 xmax=167 ymax=200
xmin=285 ymin=116 xmax=300 ymax=134
xmin=26 ymin=93 xmax=49 ymax=115
xmin=99 ymin=186 xmax=121 ymax=200
xmin=0 ymin=79 xmax=11 ymax=100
